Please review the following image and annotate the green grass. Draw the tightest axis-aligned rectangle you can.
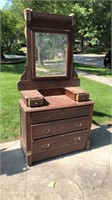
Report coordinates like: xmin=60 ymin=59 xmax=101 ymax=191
xmin=80 ymin=76 xmax=112 ymax=126
xmin=36 ymin=65 xmax=65 ymax=77
xmin=75 ymin=63 xmax=112 ymax=77
xmin=0 ymin=63 xmax=112 ymax=142
xmin=0 ymin=63 xmax=25 ymax=142
xmin=36 ymin=59 xmax=66 ymax=77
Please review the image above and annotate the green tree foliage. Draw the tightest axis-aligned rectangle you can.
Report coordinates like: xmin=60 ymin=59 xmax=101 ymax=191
xmin=1 ymin=9 xmax=24 ymax=53
xmin=1 ymin=0 xmax=111 ymax=54
xmin=80 ymin=0 xmax=111 ymax=47
xmin=86 ymin=0 xmax=111 ymax=47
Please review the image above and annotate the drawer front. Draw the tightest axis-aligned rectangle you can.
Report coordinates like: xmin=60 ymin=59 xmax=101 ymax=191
xmin=32 ymin=135 xmax=61 ymax=153
xmin=61 ymin=130 xmax=89 ymax=147
xmin=76 ymin=94 xmax=89 ymax=102
xmin=28 ymin=98 xmax=44 ymax=107
xmin=32 ymin=130 xmax=89 ymax=161
xmin=31 ymin=116 xmax=90 ymax=139
xmin=31 ymin=106 xmax=90 ymax=124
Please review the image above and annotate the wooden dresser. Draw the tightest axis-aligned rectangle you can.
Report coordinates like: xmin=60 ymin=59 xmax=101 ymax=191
xmin=18 ymin=10 xmax=94 ymax=166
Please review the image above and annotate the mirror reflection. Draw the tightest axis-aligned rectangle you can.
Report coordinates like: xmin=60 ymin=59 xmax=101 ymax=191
xmin=35 ymin=33 xmax=67 ymax=77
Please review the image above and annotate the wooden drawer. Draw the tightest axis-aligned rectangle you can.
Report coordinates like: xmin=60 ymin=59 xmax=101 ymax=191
xmin=31 ymin=116 xmax=90 ymax=139
xmin=30 ymin=106 xmax=90 ymax=124
xmin=32 ymin=130 xmax=89 ymax=161
xmin=76 ymin=93 xmax=89 ymax=102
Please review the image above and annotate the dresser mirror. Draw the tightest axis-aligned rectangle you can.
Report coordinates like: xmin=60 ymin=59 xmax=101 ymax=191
xmin=18 ymin=10 xmax=75 ymax=90
xmin=35 ymin=32 xmax=67 ymax=78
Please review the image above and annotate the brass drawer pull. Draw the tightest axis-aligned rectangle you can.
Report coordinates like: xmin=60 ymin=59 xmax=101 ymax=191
xmin=41 ymin=144 xmax=50 ymax=149
xmin=43 ymin=128 xmax=50 ymax=133
xmin=74 ymin=137 xmax=81 ymax=141
xmin=35 ymin=102 xmax=38 ymax=105
xmin=76 ymin=123 xmax=82 ymax=127
xmin=45 ymin=116 xmax=50 ymax=120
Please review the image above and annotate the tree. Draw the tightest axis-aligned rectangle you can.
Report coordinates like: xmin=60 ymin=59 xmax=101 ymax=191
xmin=1 ymin=9 xmax=25 ymax=53
xmin=36 ymin=33 xmax=44 ymax=66
xmin=10 ymin=0 xmax=112 ymax=50
xmin=1 ymin=0 xmax=111 ymax=57
xmin=87 ymin=0 xmax=111 ymax=48
xmin=73 ymin=0 xmax=111 ymax=50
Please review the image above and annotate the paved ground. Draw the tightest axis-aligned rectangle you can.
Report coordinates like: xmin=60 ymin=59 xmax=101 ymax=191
xmin=73 ymin=54 xmax=112 ymax=86
xmin=5 ymin=53 xmax=105 ymax=67
xmin=77 ymin=70 xmax=112 ymax=86
xmin=73 ymin=54 xmax=105 ymax=67
xmin=4 ymin=54 xmax=26 ymax=59
xmin=0 ymin=125 xmax=112 ymax=200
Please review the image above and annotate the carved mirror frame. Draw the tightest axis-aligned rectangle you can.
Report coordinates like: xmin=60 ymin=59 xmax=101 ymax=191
xmin=18 ymin=10 xmax=79 ymax=90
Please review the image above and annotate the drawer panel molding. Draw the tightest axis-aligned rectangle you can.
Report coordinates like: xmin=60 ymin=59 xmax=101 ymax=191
xmin=31 ymin=106 xmax=90 ymax=124
xmin=32 ymin=130 xmax=89 ymax=162
xmin=31 ymin=117 xmax=90 ymax=139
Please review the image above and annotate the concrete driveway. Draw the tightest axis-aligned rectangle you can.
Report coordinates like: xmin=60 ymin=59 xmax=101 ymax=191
xmin=73 ymin=54 xmax=105 ymax=67
xmin=4 ymin=53 xmax=105 ymax=68
xmin=0 ymin=125 xmax=112 ymax=200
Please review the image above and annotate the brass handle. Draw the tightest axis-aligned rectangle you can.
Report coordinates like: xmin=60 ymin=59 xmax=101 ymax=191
xmin=76 ymin=123 xmax=82 ymax=127
xmin=74 ymin=137 xmax=81 ymax=141
xmin=41 ymin=144 xmax=50 ymax=149
xmin=45 ymin=116 xmax=50 ymax=120
xmin=43 ymin=128 xmax=50 ymax=133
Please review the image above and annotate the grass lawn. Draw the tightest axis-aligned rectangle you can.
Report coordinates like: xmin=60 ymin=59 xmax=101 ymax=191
xmin=0 ymin=63 xmax=25 ymax=142
xmin=79 ymin=76 xmax=112 ymax=126
xmin=75 ymin=63 xmax=112 ymax=77
xmin=0 ymin=63 xmax=112 ymax=142
xmin=36 ymin=59 xmax=66 ymax=77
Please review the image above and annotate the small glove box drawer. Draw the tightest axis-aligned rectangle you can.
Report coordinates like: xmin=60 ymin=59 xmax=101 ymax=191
xmin=28 ymin=98 xmax=44 ymax=107
xmin=21 ymin=90 xmax=44 ymax=107
xmin=65 ymin=87 xmax=89 ymax=102
xmin=76 ymin=93 xmax=89 ymax=102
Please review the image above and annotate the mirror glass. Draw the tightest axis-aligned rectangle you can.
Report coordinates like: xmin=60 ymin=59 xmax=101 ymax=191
xmin=35 ymin=32 xmax=67 ymax=77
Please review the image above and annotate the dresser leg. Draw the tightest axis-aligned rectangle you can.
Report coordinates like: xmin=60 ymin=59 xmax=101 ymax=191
xmin=86 ymin=140 xmax=90 ymax=150
xmin=26 ymin=153 xmax=32 ymax=166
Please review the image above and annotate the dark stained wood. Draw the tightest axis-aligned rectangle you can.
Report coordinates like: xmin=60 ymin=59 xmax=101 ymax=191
xmin=30 ymin=105 xmax=91 ymax=124
xmin=18 ymin=78 xmax=80 ymax=91
xmin=21 ymin=90 xmax=44 ymax=107
xmin=65 ymin=86 xmax=89 ymax=101
xmin=32 ymin=130 xmax=88 ymax=153
xmin=31 ymin=12 xmax=72 ymax=31
xmin=32 ymin=129 xmax=88 ymax=162
xmin=76 ymin=93 xmax=89 ymax=102
xmin=32 ymin=141 xmax=87 ymax=162
xmin=19 ymin=104 xmax=31 ymax=152
xmin=18 ymin=10 xmax=94 ymax=166
xmin=86 ymin=140 xmax=91 ymax=150
xmin=32 ymin=12 xmax=72 ymax=22
xmin=18 ymin=9 xmax=78 ymax=90
xmin=65 ymin=86 xmax=88 ymax=94
xmin=31 ymin=117 xmax=90 ymax=140
xmin=38 ymin=88 xmax=65 ymax=96
xmin=19 ymin=98 xmax=94 ymax=112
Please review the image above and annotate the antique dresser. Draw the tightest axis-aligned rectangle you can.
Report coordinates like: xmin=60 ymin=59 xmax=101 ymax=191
xmin=18 ymin=9 xmax=94 ymax=166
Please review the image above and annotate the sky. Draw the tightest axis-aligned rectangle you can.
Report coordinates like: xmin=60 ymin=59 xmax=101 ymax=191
xmin=0 ymin=0 xmax=11 ymax=9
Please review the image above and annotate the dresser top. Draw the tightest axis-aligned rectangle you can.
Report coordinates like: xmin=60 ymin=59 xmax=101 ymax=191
xmin=19 ymin=95 xmax=94 ymax=113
